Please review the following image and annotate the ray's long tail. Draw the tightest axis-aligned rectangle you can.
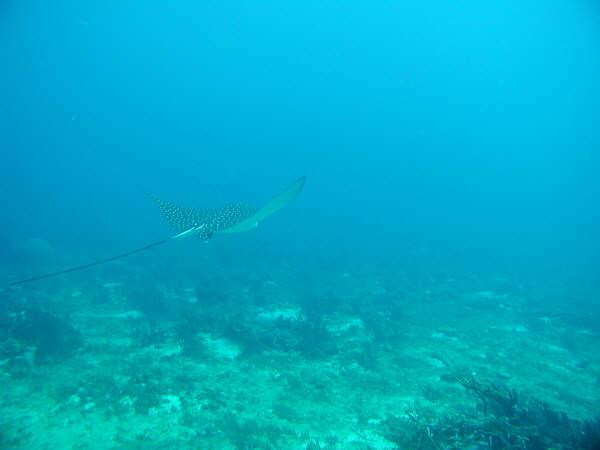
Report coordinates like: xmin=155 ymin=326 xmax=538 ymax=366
xmin=7 ymin=238 xmax=170 ymax=287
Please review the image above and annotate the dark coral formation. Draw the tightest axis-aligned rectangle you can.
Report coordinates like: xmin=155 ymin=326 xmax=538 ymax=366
xmin=382 ymin=369 xmax=600 ymax=450
xmin=0 ymin=301 xmax=81 ymax=369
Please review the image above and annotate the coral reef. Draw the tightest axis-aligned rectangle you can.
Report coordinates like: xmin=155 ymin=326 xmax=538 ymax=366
xmin=1 ymin=264 xmax=598 ymax=449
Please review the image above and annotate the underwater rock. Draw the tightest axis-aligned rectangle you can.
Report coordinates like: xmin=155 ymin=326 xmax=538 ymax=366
xmin=197 ymin=333 xmax=240 ymax=360
xmin=221 ymin=304 xmax=336 ymax=359
xmin=156 ymin=395 xmax=181 ymax=414
xmin=256 ymin=306 xmax=304 ymax=324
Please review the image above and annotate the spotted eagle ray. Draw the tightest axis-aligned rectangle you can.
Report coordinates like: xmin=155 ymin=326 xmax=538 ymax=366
xmin=8 ymin=176 xmax=305 ymax=287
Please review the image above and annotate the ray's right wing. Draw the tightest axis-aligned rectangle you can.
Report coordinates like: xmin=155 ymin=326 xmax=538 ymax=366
xmin=221 ymin=176 xmax=306 ymax=234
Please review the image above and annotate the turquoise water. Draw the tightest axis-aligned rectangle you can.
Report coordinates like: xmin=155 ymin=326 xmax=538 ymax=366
xmin=1 ymin=1 xmax=599 ymax=449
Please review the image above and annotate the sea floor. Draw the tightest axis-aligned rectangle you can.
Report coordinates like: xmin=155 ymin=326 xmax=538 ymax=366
xmin=1 ymin=264 xmax=599 ymax=449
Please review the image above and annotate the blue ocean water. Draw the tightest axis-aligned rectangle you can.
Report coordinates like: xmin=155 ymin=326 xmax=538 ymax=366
xmin=1 ymin=1 xmax=599 ymax=449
